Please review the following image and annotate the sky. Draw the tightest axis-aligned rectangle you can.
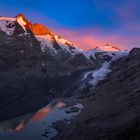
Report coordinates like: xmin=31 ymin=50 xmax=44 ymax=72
xmin=0 ymin=0 xmax=140 ymax=50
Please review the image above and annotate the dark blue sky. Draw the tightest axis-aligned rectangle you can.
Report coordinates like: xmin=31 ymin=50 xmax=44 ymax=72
xmin=1 ymin=0 xmax=140 ymax=49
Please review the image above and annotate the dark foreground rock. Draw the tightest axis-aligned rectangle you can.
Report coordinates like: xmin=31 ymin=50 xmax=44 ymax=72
xmin=53 ymin=48 xmax=140 ymax=140
xmin=65 ymin=106 xmax=80 ymax=114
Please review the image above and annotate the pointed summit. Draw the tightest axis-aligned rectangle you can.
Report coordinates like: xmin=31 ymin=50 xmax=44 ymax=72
xmin=15 ymin=14 xmax=30 ymax=24
xmin=15 ymin=14 xmax=52 ymax=35
xmin=15 ymin=13 xmax=26 ymax=18
xmin=15 ymin=14 xmax=30 ymax=26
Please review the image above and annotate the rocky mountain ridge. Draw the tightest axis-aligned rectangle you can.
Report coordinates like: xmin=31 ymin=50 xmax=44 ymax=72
xmin=0 ymin=14 xmax=93 ymax=78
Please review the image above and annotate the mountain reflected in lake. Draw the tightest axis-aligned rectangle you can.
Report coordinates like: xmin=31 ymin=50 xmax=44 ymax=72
xmin=0 ymin=100 xmax=83 ymax=140
xmin=0 ymin=100 xmax=65 ymax=140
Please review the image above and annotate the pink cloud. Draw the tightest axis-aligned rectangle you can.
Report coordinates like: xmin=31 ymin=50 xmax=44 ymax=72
xmin=50 ymin=26 xmax=139 ymax=50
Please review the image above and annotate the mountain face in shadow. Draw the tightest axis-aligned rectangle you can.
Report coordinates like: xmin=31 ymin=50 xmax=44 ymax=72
xmin=54 ymin=48 xmax=140 ymax=140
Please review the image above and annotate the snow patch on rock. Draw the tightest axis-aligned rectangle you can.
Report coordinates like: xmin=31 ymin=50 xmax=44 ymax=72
xmin=0 ymin=17 xmax=16 ymax=35
xmin=0 ymin=16 xmax=28 ymax=35
xmin=54 ymin=36 xmax=80 ymax=55
xmin=36 ymin=35 xmax=81 ymax=55
xmin=36 ymin=35 xmax=57 ymax=54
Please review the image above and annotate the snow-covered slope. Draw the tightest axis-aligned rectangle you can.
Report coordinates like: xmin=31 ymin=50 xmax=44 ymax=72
xmin=54 ymin=35 xmax=80 ymax=54
xmin=82 ymin=43 xmax=129 ymax=87
xmin=82 ymin=50 xmax=129 ymax=86
xmin=84 ymin=44 xmax=121 ymax=59
xmin=36 ymin=35 xmax=80 ymax=55
xmin=36 ymin=35 xmax=57 ymax=53
xmin=0 ymin=16 xmax=28 ymax=35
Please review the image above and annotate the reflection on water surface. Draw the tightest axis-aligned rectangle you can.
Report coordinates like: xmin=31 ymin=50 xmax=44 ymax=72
xmin=0 ymin=100 xmax=83 ymax=140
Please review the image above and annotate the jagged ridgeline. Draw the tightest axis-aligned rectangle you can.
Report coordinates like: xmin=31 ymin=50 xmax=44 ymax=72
xmin=0 ymin=14 xmax=92 ymax=78
xmin=0 ymin=14 xmax=93 ymax=121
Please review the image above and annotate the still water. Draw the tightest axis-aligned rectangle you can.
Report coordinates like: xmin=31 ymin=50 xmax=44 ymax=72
xmin=0 ymin=100 xmax=83 ymax=140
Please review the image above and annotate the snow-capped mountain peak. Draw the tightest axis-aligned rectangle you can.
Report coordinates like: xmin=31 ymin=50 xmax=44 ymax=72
xmin=0 ymin=14 xmax=81 ymax=55
xmin=94 ymin=44 xmax=121 ymax=52
xmin=83 ymin=44 xmax=122 ymax=60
